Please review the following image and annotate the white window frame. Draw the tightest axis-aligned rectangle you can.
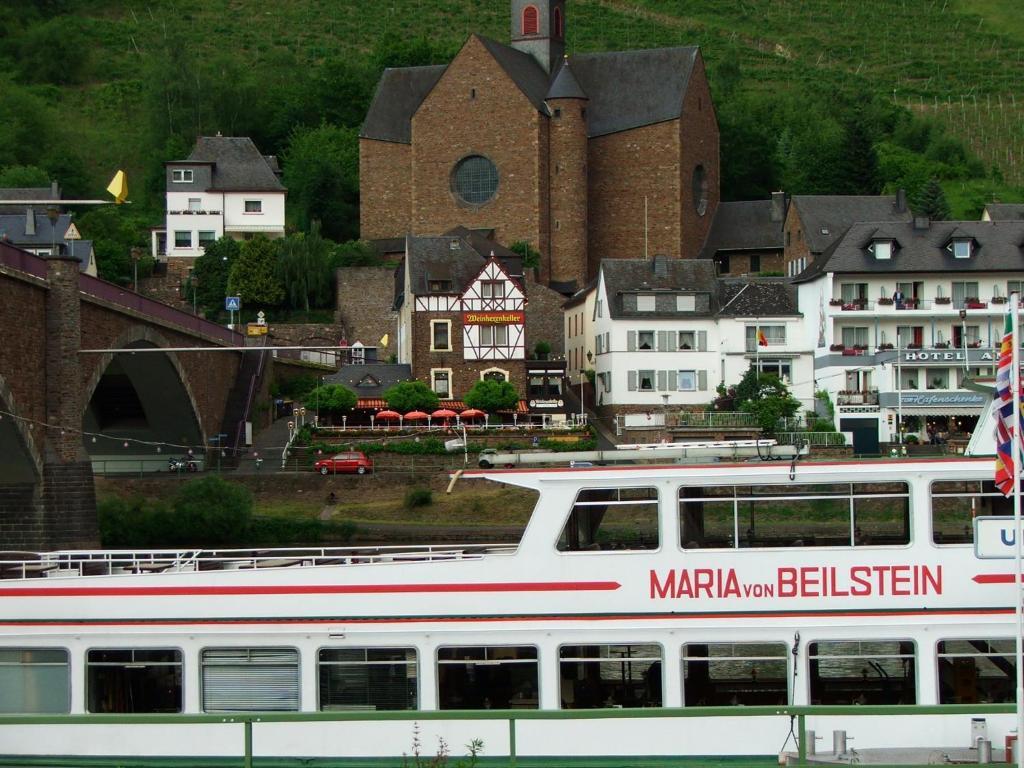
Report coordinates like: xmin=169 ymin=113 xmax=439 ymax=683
xmin=636 ymin=294 xmax=656 ymax=312
xmin=480 ymin=282 xmax=505 ymax=299
xmin=174 ymin=231 xmax=193 ymax=249
xmin=638 ymin=370 xmax=656 ymax=392
xmin=873 ymin=240 xmax=892 ymax=260
xmin=676 ymin=295 xmax=696 ymax=311
xmin=188 ymin=198 xmax=201 ymax=212
xmin=431 ymin=368 xmax=452 ymax=398
xmin=198 ymin=231 xmax=216 ymax=248
xmin=678 ymin=331 xmax=696 ymax=350
xmin=480 ymin=367 xmax=509 ymax=382
xmin=637 ymin=331 xmax=655 ymax=351
xmin=171 ymin=169 xmax=193 ymax=183
xmin=677 ymin=370 xmax=697 ymax=391
xmin=243 ymin=199 xmax=262 ymax=214
xmin=480 ymin=325 xmax=509 ymax=346
xmin=430 ymin=320 xmax=452 ymax=352
xmin=952 ymin=240 xmax=972 ymax=259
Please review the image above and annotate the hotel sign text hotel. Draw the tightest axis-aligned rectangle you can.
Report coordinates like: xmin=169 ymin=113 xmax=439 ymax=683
xmin=901 ymin=349 xmax=994 ymax=363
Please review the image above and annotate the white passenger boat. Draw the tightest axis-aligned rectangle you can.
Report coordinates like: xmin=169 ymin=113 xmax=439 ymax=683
xmin=0 ymin=451 xmax=1018 ymax=765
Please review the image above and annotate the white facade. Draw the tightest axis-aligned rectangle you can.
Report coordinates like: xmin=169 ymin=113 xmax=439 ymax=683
xmin=564 ymin=286 xmax=596 ymax=384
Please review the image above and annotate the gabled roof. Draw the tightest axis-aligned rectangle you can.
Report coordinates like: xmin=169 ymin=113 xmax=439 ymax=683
xmin=176 ymin=136 xmax=285 ymax=192
xmin=325 ymin=364 xmax=412 ymax=397
xmin=793 ymin=220 xmax=1024 ymax=282
xmin=444 ymin=225 xmax=523 ymax=276
xmin=985 ymin=203 xmax=1024 ymax=221
xmin=601 ymin=257 xmax=719 ymax=319
xmin=403 ymin=235 xmax=495 ymax=297
xmin=361 ymin=38 xmax=701 ymax=143
xmin=791 ymin=195 xmax=912 ymax=254
xmin=0 ymin=185 xmax=59 ymax=214
xmin=718 ymin=279 xmax=799 ymax=317
xmin=0 ymin=212 xmax=93 ymax=271
xmin=701 ymin=200 xmax=784 ymax=257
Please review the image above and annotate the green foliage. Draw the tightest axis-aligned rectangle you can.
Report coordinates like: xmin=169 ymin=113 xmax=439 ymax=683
xmin=384 ymin=380 xmax=440 ymax=413
xmin=228 ymin=234 xmax=285 ymax=307
xmin=815 ymin=389 xmax=836 ymax=421
xmin=404 ymin=487 xmax=433 ymax=508
xmin=723 ymin=367 xmax=801 ymax=434
xmin=913 ymin=178 xmax=952 ymax=220
xmin=173 ymin=476 xmax=253 ymax=545
xmin=282 ymin=122 xmax=359 ymax=242
xmin=533 ymin=340 xmax=551 ymax=358
xmin=274 ymin=373 xmax=318 ymax=400
xmin=75 ymin=206 xmax=150 ymax=285
xmin=0 ymin=164 xmax=50 ymax=187
xmin=464 ymin=379 xmax=519 ymax=413
xmin=509 ymin=240 xmax=541 ymax=270
xmin=277 ymin=222 xmax=335 ymax=311
xmin=247 ymin=515 xmax=356 ymax=545
xmin=304 ymin=384 xmax=357 ymax=417
xmin=190 ymin=236 xmax=240 ymax=313
xmin=332 ymin=240 xmax=382 ymax=268
xmin=14 ymin=16 xmax=90 ymax=85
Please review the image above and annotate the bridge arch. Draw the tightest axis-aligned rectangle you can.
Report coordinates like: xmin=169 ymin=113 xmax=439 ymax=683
xmin=81 ymin=326 xmax=207 ymax=462
xmin=0 ymin=372 xmax=43 ymax=481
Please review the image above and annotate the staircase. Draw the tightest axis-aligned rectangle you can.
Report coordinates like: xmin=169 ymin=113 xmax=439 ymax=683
xmin=217 ymin=344 xmax=268 ymax=466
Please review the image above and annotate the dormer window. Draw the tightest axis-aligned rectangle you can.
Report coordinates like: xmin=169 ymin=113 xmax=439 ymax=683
xmin=522 ymin=5 xmax=539 ymax=35
xmin=356 ymin=375 xmax=381 ymax=389
xmin=171 ymin=169 xmax=193 ymax=183
xmin=636 ymin=294 xmax=656 ymax=312
xmin=952 ymin=239 xmax=973 ymax=259
xmin=428 ymin=280 xmax=452 ymax=293
xmin=676 ymin=295 xmax=696 ymax=311
xmin=872 ymin=240 xmax=893 ymax=260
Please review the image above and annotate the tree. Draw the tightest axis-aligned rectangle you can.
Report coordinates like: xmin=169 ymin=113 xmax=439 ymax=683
xmin=729 ymin=368 xmax=801 ymax=434
xmin=464 ymin=379 xmax=519 ymax=413
xmin=0 ymin=164 xmax=49 ymax=187
xmin=331 ymin=239 xmax=381 ymax=268
xmin=509 ymin=240 xmax=541 ymax=270
xmin=913 ymin=178 xmax=952 ymax=221
xmin=172 ymin=476 xmax=253 ymax=546
xmin=191 ymin=236 xmax=240 ymax=313
xmin=838 ymin=118 xmax=880 ymax=195
xmin=227 ymin=234 xmax=285 ymax=307
xmin=277 ymin=222 xmax=335 ymax=311
xmin=75 ymin=206 xmax=150 ymax=285
xmin=282 ymin=122 xmax=360 ymax=242
xmin=304 ymin=384 xmax=357 ymax=420
xmin=383 ymin=380 xmax=439 ymax=413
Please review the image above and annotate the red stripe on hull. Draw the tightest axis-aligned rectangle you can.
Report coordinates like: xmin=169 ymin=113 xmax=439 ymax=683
xmin=974 ymin=574 xmax=1019 ymax=584
xmin=0 ymin=580 xmax=622 ymax=598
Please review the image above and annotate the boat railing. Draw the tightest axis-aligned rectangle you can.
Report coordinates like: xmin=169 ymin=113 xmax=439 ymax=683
xmin=0 ymin=543 xmax=518 ymax=579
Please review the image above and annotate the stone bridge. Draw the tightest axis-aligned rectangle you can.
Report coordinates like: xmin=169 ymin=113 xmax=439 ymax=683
xmin=0 ymin=242 xmax=252 ymax=549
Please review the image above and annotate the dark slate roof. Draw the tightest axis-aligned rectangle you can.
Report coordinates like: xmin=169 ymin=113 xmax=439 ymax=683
xmin=0 ymin=186 xmax=59 ymax=213
xmin=361 ymin=65 xmax=446 ymax=143
xmin=0 ymin=212 xmax=92 ymax=271
xmin=369 ymin=237 xmax=407 ymax=256
xmin=792 ymin=195 xmax=912 ymax=254
xmin=986 ymin=203 xmax=1024 ymax=221
xmin=570 ymin=46 xmax=697 ymax=137
xmin=718 ymin=279 xmax=799 ymax=317
xmin=546 ymin=59 xmax=587 ymax=100
xmin=601 ymin=257 xmax=719 ymax=318
xmin=793 ymin=220 xmax=1024 ymax=283
xmin=562 ymin=277 xmax=598 ymax=310
xmin=404 ymin=235 xmax=493 ymax=296
xmin=178 ymin=136 xmax=285 ymax=192
xmin=361 ymin=37 xmax=700 ymax=142
xmin=325 ymin=364 xmax=412 ymax=397
xmin=701 ymin=200 xmax=784 ymax=256
xmin=443 ymin=226 xmax=524 ymax=277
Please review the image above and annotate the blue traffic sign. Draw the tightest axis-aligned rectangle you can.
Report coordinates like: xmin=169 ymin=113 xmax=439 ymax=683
xmin=225 ymin=296 xmax=241 ymax=311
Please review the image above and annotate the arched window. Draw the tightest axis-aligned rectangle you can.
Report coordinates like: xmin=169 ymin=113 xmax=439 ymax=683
xmin=553 ymin=7 xmax=564 ymax=38
xmin=522 ymin=5 xmax=539 ymax=35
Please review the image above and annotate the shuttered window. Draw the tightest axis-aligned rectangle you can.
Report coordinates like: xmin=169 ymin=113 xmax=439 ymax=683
xmin=0 ymin=649 xmax=70 ymax=714
xmin=201 ymin=648 xmax=299 ymax=712
xmin=319 ymin=648 xmax=417 ymax=711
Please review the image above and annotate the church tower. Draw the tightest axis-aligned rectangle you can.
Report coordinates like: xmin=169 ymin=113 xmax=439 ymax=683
xmin=510 ymin=0 xmax=566 ymax=74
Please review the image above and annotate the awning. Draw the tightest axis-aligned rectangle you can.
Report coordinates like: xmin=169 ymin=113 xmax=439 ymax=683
xmin=888 ymin=405 xmax=984 ymax=416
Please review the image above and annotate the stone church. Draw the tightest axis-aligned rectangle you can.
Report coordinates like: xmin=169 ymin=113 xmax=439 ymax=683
xmin=359 ymin=0 xmax=720 ymax=293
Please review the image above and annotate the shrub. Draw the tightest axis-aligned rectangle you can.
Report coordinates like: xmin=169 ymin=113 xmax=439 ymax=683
xmin=405 ymin=488 xmax=433 ymax=508
xmin=464 ymin=379 xmax=519 ymax=413
xmin=172 ymin=476 xmax=253 ymax=546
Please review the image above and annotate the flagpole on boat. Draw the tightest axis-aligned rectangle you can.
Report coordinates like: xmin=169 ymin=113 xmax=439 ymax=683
xmin=1013 ymin=290 xmax=1023 ymax=768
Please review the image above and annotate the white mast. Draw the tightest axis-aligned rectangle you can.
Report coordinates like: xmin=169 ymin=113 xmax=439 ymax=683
xmin=1013 ymin=290 xmax=1023 ymax=768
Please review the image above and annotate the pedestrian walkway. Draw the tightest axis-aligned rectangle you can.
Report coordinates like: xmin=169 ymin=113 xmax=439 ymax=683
xmin=236 ymin=417 xmax=292 ymax=473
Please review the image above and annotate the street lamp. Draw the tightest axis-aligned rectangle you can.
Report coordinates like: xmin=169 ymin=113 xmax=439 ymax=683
xmin=959 ymin=308 xmax=969 ymax=378
xmin=578 ymin=371 xmax=585 ymax=422
xmin=316 ymin=376 xmax=324 ymax=426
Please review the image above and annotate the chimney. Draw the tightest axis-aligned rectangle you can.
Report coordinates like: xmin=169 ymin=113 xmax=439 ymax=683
xmin=653 ymin=254 xmax=669 ymax=276
xmin=25 ymin=208 xmax=35 ymax=236
xmin=770 ymin=191 xmax=786 ymax=223
xmin=913 ymin=216 xmax=930 ymax=230
xmin=50 ymin=180 xmax=59 ymax=199
xmin=895 ymin=188 xmax=907 ymax=213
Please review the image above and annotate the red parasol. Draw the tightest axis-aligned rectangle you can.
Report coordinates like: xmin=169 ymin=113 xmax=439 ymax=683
xmin=404 ymin=411 xmax=429 ymax=420
xmin=376 ymin=410 xmax=401 ymax=420
xmin=432 ymin=409 xmax=458 ymax=419
xmin=459 ymin=409 xmax=485 ymax=419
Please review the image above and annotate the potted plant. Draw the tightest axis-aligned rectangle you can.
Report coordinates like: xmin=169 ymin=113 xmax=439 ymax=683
xmin=992 ymin=296 xmax=1007 ymax=304
xmin=878 ymin=297 xmax=894 ymax=306
xmin=965 ymin=298 xmax=988 ymax=309
xmin=829 ymin=298 xmax=844 ymax=306
xmin=935 ymin=296 xmax=951 ymax=305
xmin=534 ymin=340 xmax=551 ymax=360
xmin=877 ymin=342 xmax=894 ymax=350
xmin=902 ymin=297 xmax=918 ymax=309
xmin=853 ymin=344 xmax=868 ymax=351
xmin=907 ymin=343 xmax=922 ymax=349
xmin=934 ymin=341 xmax=950 ymax=349
xmin=829 ymin=343 xmax=845 ymax=351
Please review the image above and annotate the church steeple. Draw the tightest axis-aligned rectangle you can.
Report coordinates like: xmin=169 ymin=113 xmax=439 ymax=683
xmin=510 ymin=0 xmax=566 ymax=74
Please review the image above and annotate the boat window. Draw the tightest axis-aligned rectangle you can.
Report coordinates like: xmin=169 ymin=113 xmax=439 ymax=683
xmin=437 ymin=646 xmax=538 ymax=710
xmin=558 ymin=487 xmax=659 ymax=551
xmin=808 ymin=640 xmax=916 ymax=705
xmin=319 ymin=648 xmax=417 ymax=711
xmin=679 ymin=482 xmax=909 ymax=548
xmin=937 ymin=639 xmax=1015 ymax=704
xmin=682 ymin=643 xmax=788 ymax=707
xmin=931 ymin=480 xmax=1011 ymax=544
xmin=86 ymin=648 xmax=182 ymax=713
xmin=559 ymin=644 xmax=662 ymax=709
xmin=0 ymin=649 xmax=70 ymax=714
xmin=201 ymin=648 xmax=299 ymax=712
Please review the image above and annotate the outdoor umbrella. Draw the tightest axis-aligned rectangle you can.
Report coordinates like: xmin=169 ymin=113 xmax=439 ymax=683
xmin=432 ymin=409 xmax=458 ymax=419
xmin=459 ymin=409 xmax=485 ymax=420
xmin=404 ymin=411 xmax=429 ymax=421
xmin=376 ymin=410 xmax=401 ymax=420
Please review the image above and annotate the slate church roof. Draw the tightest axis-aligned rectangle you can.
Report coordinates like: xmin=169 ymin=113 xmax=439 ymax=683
xmin=362 ymin=35 xmax=700 ymax=143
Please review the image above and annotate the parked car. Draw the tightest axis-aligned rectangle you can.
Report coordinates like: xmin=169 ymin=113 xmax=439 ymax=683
xmin=314 ymin=451 xmax=372 ymax=475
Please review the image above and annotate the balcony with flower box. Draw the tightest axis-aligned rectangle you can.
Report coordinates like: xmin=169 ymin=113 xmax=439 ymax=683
xmin=837 ymin=390 xmax=879 ymax=406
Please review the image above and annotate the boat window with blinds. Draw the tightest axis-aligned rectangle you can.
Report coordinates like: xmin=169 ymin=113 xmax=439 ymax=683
xmin=86 ymin=648 xmax=182 ymax=713
xmin=679 ymin=482 xmax=909 ymax=548
xmin=558 ymin=487 xmax=659 ymax=551
xmin=682 ymin=643 xmax=788 ymax=706
xmin=318 ymin=647 xmax=418 ymax=711
xmin=437 ymin=646 xmax=538 ymax=710
xmin=937 ymin=639 xmax=1015 ymax=704
xmin=559 ymin=644 xmax=662 ymax=709
xmin=0 ymin=648 xmax=70 ymax=714
xmin=201 ymin=648 xmax=299 ymax=712
xmin=809 ymin=640 xmax=916 ymax=705
xmin=931 ymin=480 xmax=1011 ymax=544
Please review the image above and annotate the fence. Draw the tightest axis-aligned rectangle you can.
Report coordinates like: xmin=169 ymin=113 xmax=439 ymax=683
xmin=673 ymin=412 xmax=805 ymax=431
xmin=775 ymin=431 xmax=848 ymax=447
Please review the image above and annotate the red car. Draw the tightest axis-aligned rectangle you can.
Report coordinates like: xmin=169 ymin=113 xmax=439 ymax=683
xmin=314 ymin=451 xmax=373 ymax=475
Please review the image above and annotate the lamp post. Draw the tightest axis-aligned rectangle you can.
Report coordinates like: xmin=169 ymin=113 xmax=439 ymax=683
xmin=959 ymin=308 xmax=969 ymax=379
xmin=896 ymin=331 xmax=903 ymax=446
xmin=661 ymin=392 xmax=670 ymax=441
xmin=578 ymin=371 xmax=585 ymax=422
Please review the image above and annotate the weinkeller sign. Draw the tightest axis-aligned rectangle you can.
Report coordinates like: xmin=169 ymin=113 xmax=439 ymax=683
xmin=462 ymin=311 xmax=524 ymax=325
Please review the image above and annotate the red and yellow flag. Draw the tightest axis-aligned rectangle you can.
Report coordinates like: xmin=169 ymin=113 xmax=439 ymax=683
xmin=757 ymin=328 xmax=768 ymax=347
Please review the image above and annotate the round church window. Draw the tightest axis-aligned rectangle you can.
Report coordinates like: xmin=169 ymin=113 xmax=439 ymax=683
xmin=692 ymin=164 xmax=709 ymax=216
xmin=452 ymin=155 xmax=499 ymax=206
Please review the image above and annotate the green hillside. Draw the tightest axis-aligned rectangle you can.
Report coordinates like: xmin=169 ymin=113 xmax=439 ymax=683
xmin=1 ymin=0 xmax=1022 ymax=278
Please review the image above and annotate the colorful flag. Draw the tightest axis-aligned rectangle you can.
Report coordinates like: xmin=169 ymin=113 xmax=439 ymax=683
xmin=994 ymin=310 xmax=1017 ymax=495
xmin=757 ymin=328 xmax=768 ymax=347
xmin=106 ymin=170 xmax=128 ymax=204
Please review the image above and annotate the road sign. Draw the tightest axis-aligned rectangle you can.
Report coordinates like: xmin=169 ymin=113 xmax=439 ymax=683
xmin=63 ymin=222 xmax=81 ymax=240
xmin=225 ymin=296 xmax=241 ymax=311
xmin=974 ymin=516 xmax=1022 ymax=559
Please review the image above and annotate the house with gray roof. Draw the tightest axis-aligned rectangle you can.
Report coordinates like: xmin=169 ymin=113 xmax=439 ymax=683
xmin=0 ymin=181 xmax=61 ymax=214
xmin=793 ymin=217 xmax=1024 ymax=454
xmin=360 ymin=0 xmax=720 ymax=294
xmin=151 ymin=135 xmax=285 ymax=276
xmin=701 ymin=192 xmax=787 ymax=276
xmin=0 ymin=210 xmax=95 ymax=275
xmin=983 ymin=203 xmax=1024 ymax=222
xmin=586 ymin=255 xmax=811 ymax=424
